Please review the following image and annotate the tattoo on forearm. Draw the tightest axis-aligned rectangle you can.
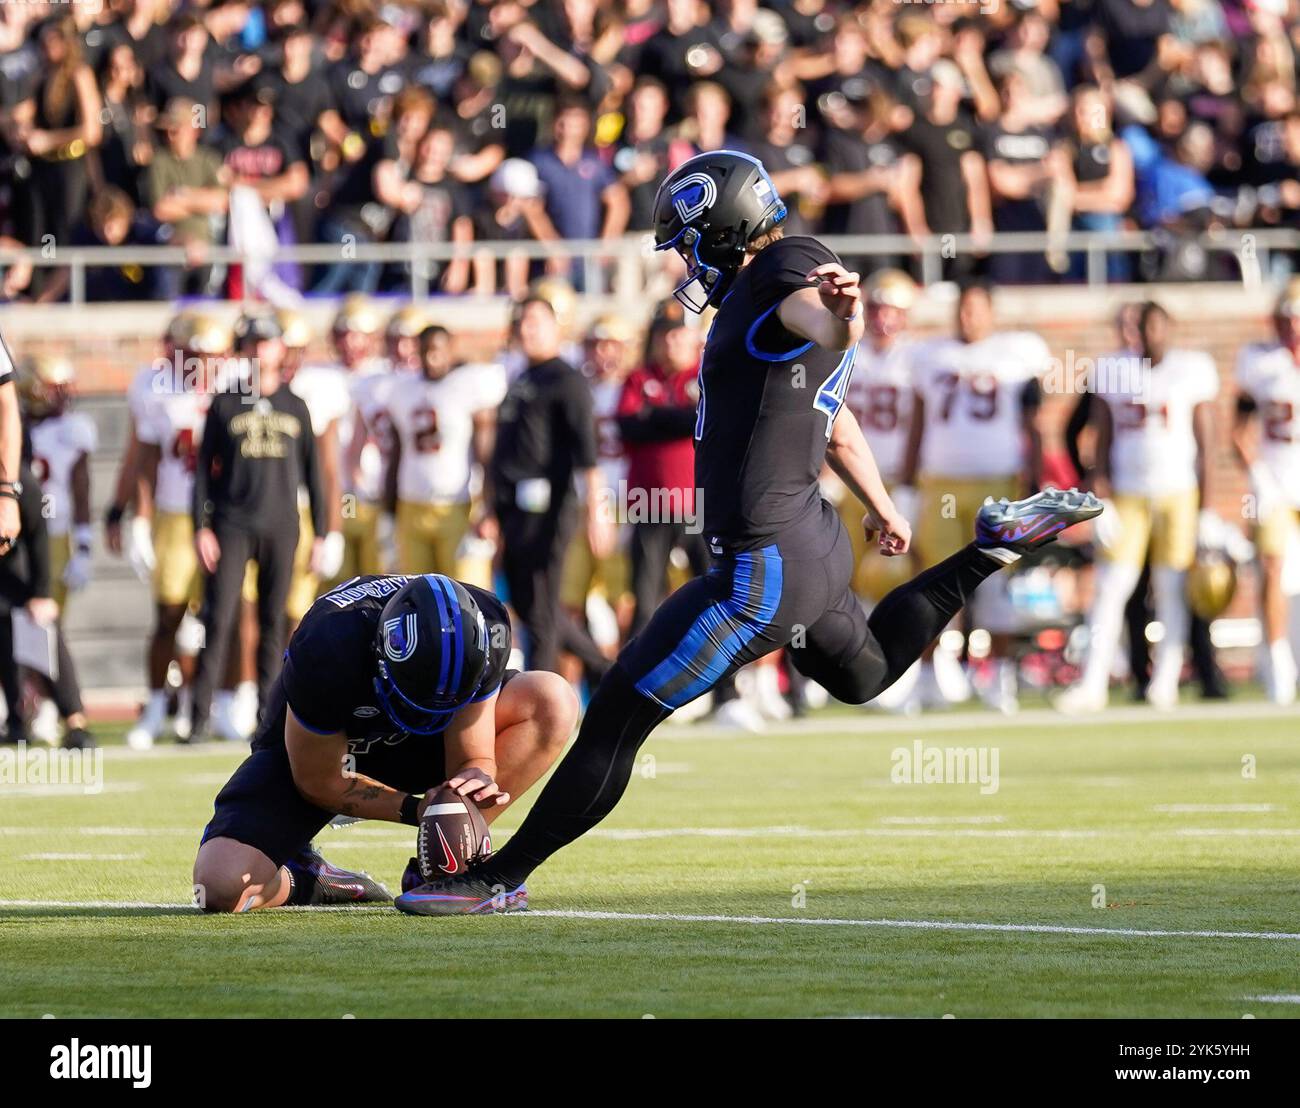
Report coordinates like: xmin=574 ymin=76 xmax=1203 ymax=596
xmin=339 ymin=776 xmax=387 ymax=815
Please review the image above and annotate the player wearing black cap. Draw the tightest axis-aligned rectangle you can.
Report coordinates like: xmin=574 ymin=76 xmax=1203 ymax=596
xmin=396 ymin=150 xmax=1103 ymax=915
xmin=193 ymin=573 xmax=578 ymax=912
xmin=188 ymin=311 xmax=325 ymax=740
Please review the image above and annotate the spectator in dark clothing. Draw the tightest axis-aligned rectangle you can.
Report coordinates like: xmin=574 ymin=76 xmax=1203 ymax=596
xmin=1066 ymin=85 xmax=1135 ymax=281
xmin=320 ymin=16 xmax=401 ymax=139
xmin=530 ymin=97 xmax=630 ymax=289
xmin=636 ymin=0 xmax=725 ymax=119
xmin=45 ymin=188 xmax=154 ymax=303
xmin=613 ymin=76 xmax=675 ymax=232
xmin=1093 ymin=0 xmax=1174 ymax=81
xmin=472 ymin=157 xmax=560 ymax=298
xmin=897 ymin=59 xmax=992 ymax=276
xmin=95 ymin=42 xmax=151 ymax=207
xmin=147 ymin=14 xmax=218 ymax=119
xmin=747 ymin=84 xmax=825 ymax=238
xmin=409 ymin=2 xmax=471 ymax=100
xmin=821 ymin=87 xmax=920 ymax=275
xmin=253 ymin=26 xmax=330 ymax=165
xmin=983 ymin=69 xmax=1070 ymax=284
xmin=8 ymin=17 xmax=102 ymax=298
xmin=392 ymin=121 xmax=475 ymax=294
xmin=315 ymin=84 xmax=434 ymax=294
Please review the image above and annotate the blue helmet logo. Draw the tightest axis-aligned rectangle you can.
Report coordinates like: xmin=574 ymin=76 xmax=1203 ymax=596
xmin=381 ymin=612 xmax=419 ymax=663
xmin=670 ymin=172 xmax=718 ymax=223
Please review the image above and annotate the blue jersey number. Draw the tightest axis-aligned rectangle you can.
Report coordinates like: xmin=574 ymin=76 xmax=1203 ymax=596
xmin=813 ymin=346 xmax=857 ymax=437
xmin=694 ymin=365 xmax=706 ymax=441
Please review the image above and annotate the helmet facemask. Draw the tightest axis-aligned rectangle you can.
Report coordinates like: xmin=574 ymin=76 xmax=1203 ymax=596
xmin=656 ymin=224 xmax=747 ymax=313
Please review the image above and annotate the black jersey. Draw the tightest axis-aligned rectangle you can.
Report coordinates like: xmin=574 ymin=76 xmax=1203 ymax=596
xmin=695 ymin=235 xmax=856 ymax=549
xmin=257 ymin=574 xmax=512 ymax=759
xmin=192 ymin=384 xmax=324 ymax=536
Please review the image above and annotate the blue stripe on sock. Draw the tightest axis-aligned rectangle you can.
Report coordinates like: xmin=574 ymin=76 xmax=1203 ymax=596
xmin=636 ymin=546 xmax=783 ymax=709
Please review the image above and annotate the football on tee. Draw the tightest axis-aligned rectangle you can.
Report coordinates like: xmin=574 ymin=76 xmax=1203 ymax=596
xmin=416 ymin=785 xmax=492 ymax=881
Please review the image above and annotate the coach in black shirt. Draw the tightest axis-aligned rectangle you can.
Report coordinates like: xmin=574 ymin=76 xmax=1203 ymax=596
xmin=489 ymin=297 xmax=612 ymax=676
xmin=190 ymin=312 xmax=325 ymax=740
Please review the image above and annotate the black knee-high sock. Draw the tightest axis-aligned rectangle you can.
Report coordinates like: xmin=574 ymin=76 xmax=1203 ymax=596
xmin=866 ymin=543 xmax=1003 ymax=683
xmin=480 ymin=666 xmax=669 ymax=888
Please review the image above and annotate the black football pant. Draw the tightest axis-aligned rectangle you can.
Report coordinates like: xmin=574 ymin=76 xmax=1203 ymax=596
xmin=628 ymin=519 xmax=710 ymax=636
xmin=498 ymin=502 xmax=609 ymax=683
xmin=481 ymin=503 xmax=1002 ymax=887
xmin=191 ymin=521 xmax=298 ymax=733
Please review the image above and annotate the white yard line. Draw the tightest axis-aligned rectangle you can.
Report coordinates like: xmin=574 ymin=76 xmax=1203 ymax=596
xmin=1245 ymin=994 xmax=1300 ymax=1003
xmin=669 ymin=701 xmax=1300 ymax=739
xmin=0 ymin=783 xmax=140 ymax=798
xmin=1 ymin=897 xmax=1298 ymax=940
xmin=4 ymin=823 xmax=1300 ymax=842
xmin=1153 ymin=804 xmax=1277 ymax=813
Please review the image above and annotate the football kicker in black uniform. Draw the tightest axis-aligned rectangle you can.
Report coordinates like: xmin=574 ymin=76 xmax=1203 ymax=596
xmin=397 ymin=151 xmax=1102 ymax=916
xmin=193 ymin=574 xmax=577 ymax=912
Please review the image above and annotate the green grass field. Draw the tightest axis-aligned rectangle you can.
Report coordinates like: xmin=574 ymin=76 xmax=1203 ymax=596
xmin=2 ymin=702 xmax=1298 ymax=1018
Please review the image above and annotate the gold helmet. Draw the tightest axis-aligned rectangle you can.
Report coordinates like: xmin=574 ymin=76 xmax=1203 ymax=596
xmin=588 ymin=314 xmax=632 ymax=344
xmin=1276 ymin=277 xmax=1300 ymax=319
xmin=867 ymin=268 xmax=918 ymax=310
xmin=186 ymin=312 xmax=233 ymax=356
xmin=276 ymin=308 xmax=313 ymax=350
xmin=387 ymin=304 xmax=431 ymax=339
xmin=527 ymin=275 xmax=576 ymax=335
xmin=1187 ymin=554 xmax=1237 ymax=621
xmin=333 ymin=294 xmax=382 ymax=335
xmin=166 ymin=310 xmax=196 ymax=349
xmin=16 ymin=353 xmax=75 ymax=419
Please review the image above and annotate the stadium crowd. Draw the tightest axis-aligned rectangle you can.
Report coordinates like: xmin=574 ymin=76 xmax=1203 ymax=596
xmin=5 ymin=0 xmax=1300 ymax=298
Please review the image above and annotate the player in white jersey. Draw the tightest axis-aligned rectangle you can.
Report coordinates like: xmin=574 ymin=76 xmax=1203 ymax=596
xmin=386 ymin=305 xmax=428 ymax=374
xmin=561 ymin=315 xmax=634 ymax=646
xmin=840 ymin=270 xmax=919 ymax=600
xmin=1058 ymin=302 xmax=1218 ymax=713
xmin=824 ymin=269 xmax=923 ymax=714
xmin=15 ymin=354 xmax=96 ymax=747
xmin=22 ymin=356 xmax=96 ymax=605
xmin=330 ymin=295 xmax=389 ymax=582
xmin=125 ymin=313 xmax=233 ymax=748
xmin=383 ymin=324 xmax=505 ymax=588
xmin=1233 ymin=280 xmax=1300 ymax=703
xmin=901 ymin=280 xmax=1048 ymax=713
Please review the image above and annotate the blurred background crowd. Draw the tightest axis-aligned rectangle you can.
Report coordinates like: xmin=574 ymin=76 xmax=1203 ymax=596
xmin=6 ymin=0 xmax=1300 ymax=301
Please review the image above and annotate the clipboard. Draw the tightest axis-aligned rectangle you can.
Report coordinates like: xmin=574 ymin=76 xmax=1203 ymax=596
xmin=11 ymin=609 xmax=58 ymax=680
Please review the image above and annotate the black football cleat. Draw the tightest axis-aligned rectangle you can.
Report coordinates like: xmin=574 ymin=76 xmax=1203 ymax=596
xmin=63 ymin=727 xmax=96 ymax=750
xmin=286 ymin=843 xmax=391 ymax=905
xmin=395 ymin=871 xmax=527 ymax=916
xmin=401 ymin=856 xmax=421 ymax=894
xmin=975 ymin=487 xmax=1103 ymax=561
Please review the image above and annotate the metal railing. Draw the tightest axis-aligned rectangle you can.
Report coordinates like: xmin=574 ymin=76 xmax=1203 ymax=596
xmin=0 ymin=226 xmax=1293 ymax=305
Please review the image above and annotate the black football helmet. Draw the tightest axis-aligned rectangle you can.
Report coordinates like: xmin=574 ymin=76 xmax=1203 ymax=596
xmin=652 ymin=150 xmax=787 ymax=311
xmin=373 ymin=575 xmax=495 ymax=734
